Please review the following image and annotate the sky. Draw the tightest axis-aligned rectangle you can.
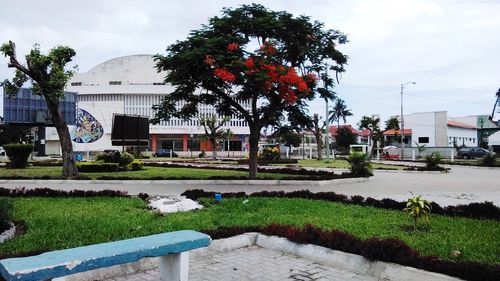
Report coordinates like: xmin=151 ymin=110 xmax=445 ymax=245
xmin=1 ymin=0 xmax=499 ymax=127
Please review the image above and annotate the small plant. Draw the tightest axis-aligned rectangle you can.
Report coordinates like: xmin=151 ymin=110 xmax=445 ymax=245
xmin=479 ymin=153 xmax=497 ymax=167
xmin=0 ymin=197 xmax=13 ymax=232
xmin=404 ymin=194 xmax=432 ymax=230
xmin=259 ymin=146 xmax=280 ymax=160
xmin=4 ymin=143 xmax=34 ymax=168
xmin=348 ymin=152 xmax=372 ymax=176
xmin=96 ymin=151 xmax=134 ymax=170
xmin=199 ymin=150 xmax=206 ymax=158
xmin=128 ymin=160 xmax=144 ymax=171
xmin=414 ymin=141 xmax=427 ymax=158
xmin=425 ymin=152 xmax=442 ymax=170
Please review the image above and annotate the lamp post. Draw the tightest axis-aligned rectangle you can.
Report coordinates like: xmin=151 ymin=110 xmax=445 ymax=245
xmin=400 ymin=82 xmax=416 ymax=159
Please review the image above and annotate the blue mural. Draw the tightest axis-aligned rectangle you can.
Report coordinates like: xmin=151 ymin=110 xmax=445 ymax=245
xmin=71 ymin=109 xmax=104 ymax=143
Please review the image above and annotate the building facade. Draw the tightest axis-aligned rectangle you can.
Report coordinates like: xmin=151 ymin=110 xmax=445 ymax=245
xmin=59 ymin=55 xmax=250 ymax=155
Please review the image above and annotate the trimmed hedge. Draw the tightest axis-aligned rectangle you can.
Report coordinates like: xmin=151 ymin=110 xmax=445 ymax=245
xmin=182 ymin=189 xmax=500 ymax=221
xmin=4 ymin=144 xmax=34 ymax=168
xmin=128 ymin=160 xmax=144 ymax=171
xmin=76 ymin=162 xmax=119 ymax=173
xmin=0 ymin=187 xmax=128 ymax=198
xmin=0 ymin=197 xmax=13 ymax=232
xmin=236 ymin=159 xmax=298 ymax=165
xmin=202 ymin=224 xmax=499 ymax=281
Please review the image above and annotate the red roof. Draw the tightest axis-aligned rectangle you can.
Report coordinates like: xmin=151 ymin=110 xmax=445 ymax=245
xmin=359 ymin=128 xmax=371 ymax=137
xmin=447 ymin=120 xmax=476 ymax=129
xmin=383 ymin=129 xmax=412 ymax=136
xmin=329 ymin=125 xmax=359 ymax=136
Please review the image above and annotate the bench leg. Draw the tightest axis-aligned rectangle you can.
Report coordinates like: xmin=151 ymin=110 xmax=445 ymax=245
xmin=159 ymin=252 xmax=189 ymax=281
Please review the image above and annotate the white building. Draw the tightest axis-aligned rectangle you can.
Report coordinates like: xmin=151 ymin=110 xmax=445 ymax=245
xmin=403 ymin=111 xmax=448 ymax=147
xmin=46 ymin=55 xmax=250 ymax=155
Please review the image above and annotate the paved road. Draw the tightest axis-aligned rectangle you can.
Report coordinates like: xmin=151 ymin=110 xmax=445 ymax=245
xmin=1 ymin=166 xmax=498 ymax=206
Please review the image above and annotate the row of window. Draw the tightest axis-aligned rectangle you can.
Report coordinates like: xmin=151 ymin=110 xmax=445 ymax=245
xmin=449 ymin=136 xmax=476 ymax=143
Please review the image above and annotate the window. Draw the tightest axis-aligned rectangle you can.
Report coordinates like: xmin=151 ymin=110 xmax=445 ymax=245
xmin=70 ymin=82 xmax=82 ymax=86
xmin=109 ymin=81 xmax=122 ymax=85
xmin=418 ymin=137 xmax=429 ymax=143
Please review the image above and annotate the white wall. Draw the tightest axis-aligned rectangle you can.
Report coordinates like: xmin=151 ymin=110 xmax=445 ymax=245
xmin=404 ymin=112 xmax=439 ymax=146
xmin=447 ymin=127 xmax=477 ymax=147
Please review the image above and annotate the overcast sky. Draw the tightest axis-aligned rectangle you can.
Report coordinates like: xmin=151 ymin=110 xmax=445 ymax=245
xmin=1 ymin=0 xmax=499 ymax=126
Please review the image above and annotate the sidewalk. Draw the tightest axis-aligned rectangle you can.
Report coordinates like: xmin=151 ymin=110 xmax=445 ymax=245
xmin=105 ymin=246 xmax=377 ymax=281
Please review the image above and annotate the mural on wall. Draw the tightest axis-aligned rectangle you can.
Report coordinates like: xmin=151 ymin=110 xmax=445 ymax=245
xmin=71 ymin=109 xmax=104 ymax=143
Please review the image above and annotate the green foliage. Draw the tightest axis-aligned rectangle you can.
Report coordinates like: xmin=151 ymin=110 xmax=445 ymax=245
xmin=198 ymin=150 xmax=206 ymax=158
xmin=96 ymin=151 xmax=134 ymax=170
xmin=0 ymin=124 xmax=32 ymax=146
xmin=425 ymin=152 xmax=442 ymax=170
xmin=404 ymin=194 xmax=432 ymax=230
xmin=384 ymin=116 xmax=400 ymax=132
xmin=128 ymin=160 xmax=144 ymax=171
xmin=0 ymin=197 xmax=13 ymax=232
xmin=336 ymin=127 xmax=358 ymax=149
xmin=76 ymin=162 xmax=119 ymax=173
xmin=329 ymin=98 xmax=353 ymax=125
xmin=348 ymin=152 xmax=372 ymax=176
xmin=414 ymin=142 xmax=427 ymax=158
xmin=358 ymin=116 xmax=382 ymax=154
xmin=259 ymin=146 xmax=281 ymax=160
xmin=479 ymin=153 xmax=497 ymax=167
xmin=4 ymin=143 xmax=34 ymax=168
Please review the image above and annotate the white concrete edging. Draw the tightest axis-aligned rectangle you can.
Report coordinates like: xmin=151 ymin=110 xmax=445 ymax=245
xmin=57 ymin=232 xmax=461 ymax=281
xmin=0 ymin=223 xmax=15 ymax=244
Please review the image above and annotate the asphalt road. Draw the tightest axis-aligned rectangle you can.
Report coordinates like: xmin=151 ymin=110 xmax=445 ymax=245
xmin=0 ymin=166 xmax=498 ymax=206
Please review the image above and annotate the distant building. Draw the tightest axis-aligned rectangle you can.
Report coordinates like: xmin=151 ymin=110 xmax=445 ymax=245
xmin=45 ymin=55 xmax=250 ymax=155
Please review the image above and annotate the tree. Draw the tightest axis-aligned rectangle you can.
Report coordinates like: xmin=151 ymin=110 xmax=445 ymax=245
xmin=152 ymin=4 xmax=347 ymax=178
xmin=0 ymin=124 xmax=32 ymax=145
xmin=328 ymin=98 xmax=353 ymax=149
xmin=0 ymin=41 xmax=79 ymax=177
xmin=306 ymin=114 xmax=325 ymax=160
xmin=336 ymin=126 xmax=357 ymax=150
xmin=384 ymin=116 xmax=400 ymax=145
xmin=358 ymin=115 xmax=382 ymax=156
xmin=199 ymin=115 xmax=230 ymax=159
xmin=272 ymin=126 xmax=302 ymax=148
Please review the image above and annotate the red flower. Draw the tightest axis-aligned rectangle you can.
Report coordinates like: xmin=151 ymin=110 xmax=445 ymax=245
xmin=264 ymin=81 xmax=273 ymax=91
xmin=260 ymin=41 xmax=276 ymax=55
xmin=204 ymin=55 xmax=215 ymax=66
xmin=227 ymin=43 xmax=239 ymax=51
xmin=303 ymin=73 xmax=318 ymax=83
xmin=214 ymin=68 xmax=236 ymax=82
xmin=245 ymin=57 xmax=255 ymax=69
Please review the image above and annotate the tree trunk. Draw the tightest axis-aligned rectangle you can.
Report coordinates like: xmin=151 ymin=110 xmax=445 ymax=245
xmin=210 ymin=138 xmax=218 ymax=160
xmin=248 ymin=124 xmax=260 ymax=179
xmin=45 ymin=96 xmax=79 ymax=178
xmin=316 ymin=131 xmax=323 ymax=160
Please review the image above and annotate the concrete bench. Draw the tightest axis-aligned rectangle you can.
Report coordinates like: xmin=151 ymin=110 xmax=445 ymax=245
xmin=0 ymin=230 xmax=211 ymax=281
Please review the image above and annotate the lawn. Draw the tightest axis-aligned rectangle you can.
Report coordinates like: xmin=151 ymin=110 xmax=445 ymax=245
xmin=1 ymin=197 xmax=498 ymax=266
xmin=292 ymin=159 xmax=404 ymax=170
xmin=0 ymin=166 xmax=300 ymax=180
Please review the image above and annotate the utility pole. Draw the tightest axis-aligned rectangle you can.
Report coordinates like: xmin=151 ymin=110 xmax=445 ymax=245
xmin=400 ymin=82 xmax=416 ymax=160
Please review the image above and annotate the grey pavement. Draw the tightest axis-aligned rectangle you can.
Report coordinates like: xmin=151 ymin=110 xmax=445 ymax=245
xmin=0 ymin=166 xmax=498 ymax=206
xmin=105 ymin=246 xmax=377 ymax=281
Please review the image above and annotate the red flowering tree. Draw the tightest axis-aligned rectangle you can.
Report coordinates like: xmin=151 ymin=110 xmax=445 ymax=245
xmin=153 ymin=4 xmax=347 ymax=178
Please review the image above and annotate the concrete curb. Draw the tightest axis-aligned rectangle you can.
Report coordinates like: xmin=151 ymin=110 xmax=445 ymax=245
xmin=0 ymin=223 xmax=15 ymax=244
xmin=0 ymin=177 xmax=370 ymax=186
xmin=57 ymin=233 xmax=461 ymax=281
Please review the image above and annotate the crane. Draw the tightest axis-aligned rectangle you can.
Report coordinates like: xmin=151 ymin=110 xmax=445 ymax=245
xmin=489 ymin=88 xmax=500 ymax=121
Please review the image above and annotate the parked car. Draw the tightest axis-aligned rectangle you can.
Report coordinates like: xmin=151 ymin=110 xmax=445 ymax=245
xmin=154 ymin=149 xmax=178 ymax=157
xmin=457 ymin=147 xmax=493 ymax=159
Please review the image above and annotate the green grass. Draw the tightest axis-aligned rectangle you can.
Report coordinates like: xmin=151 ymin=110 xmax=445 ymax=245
xmin=291 ymin=159 xmax=404 ymax=170
xmin=1 ymin=197 xmax=498 ymax=266
xmin=0 ymin=166 xmax=300 ymax=180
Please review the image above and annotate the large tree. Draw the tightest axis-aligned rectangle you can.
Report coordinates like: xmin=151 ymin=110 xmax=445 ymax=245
xmin=0 ymin=124 xmax=32 ymax=146
xmin=328 ymin=98 xmax=353 ymax=149
xmin=336 ymin=127 xmax=358 ymax=150
xmin=384 ymin=116 xmax=400 ymax=145
xmin=358 ymin=115 xmax=382 ymax=156
xmin=0 ymin=41 xmax=79 ymax=177
xmin=152 ymin=4 xmax=347 ymax=178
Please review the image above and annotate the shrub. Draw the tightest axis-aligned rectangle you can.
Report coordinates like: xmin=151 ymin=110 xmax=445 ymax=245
xmin=199 ymin=150 xmax=206 ymax=158
xmin=0 ymin=197 xmax=13 ymax=232
xmin=119 ymin=152 xmax=134 ymax=167
xmin=96 ymin=151 xmax=134 ymax=170
xmin=4 ymin=144 xmax=34 ymax=168
xmin=0 ymin=187 xmax=128 ymax=198
xmin=259 ymin=146 xmax=280 ymax=160
xmin=348 ymin=152 xmax=372 ymax=176
xmin=479 ymin=153 xmax=497 ymax=167
xmin=425 ymin=152 xmax=442 ymax=170
xmin=404 ymin=194 xmax=432 ymax=230
xmin=128 ymin=160 xmax=144 ymax=171
xmin=76 ymin=162 xmax=119 ymax=173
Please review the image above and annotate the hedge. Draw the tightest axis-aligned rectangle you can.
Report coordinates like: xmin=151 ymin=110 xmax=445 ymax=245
xmin=76 ymin=162 xmax=119 ymax=173
xmin=0 ymin=187 xmax=128 ymax=198
xmin=4 ymin=144 xmax=34 ymax=168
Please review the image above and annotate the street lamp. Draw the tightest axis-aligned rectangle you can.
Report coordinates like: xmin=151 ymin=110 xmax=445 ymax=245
xmin=400 ymin=82 xmax=416 ymax=159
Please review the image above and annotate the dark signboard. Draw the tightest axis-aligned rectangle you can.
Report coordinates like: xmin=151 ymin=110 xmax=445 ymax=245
xmin=111 ymin=114 xmax=149 ymax=146
xmin=3 ymin=88 xmax=76 ymax=125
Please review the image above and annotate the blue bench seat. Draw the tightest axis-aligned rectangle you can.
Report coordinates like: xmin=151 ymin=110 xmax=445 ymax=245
xmin=0 ymin=230 xmax=211 ymax=281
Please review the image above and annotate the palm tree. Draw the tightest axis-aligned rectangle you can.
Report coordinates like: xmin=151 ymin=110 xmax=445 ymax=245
xmin=329 ymin=99 xmax=353 ymax=149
